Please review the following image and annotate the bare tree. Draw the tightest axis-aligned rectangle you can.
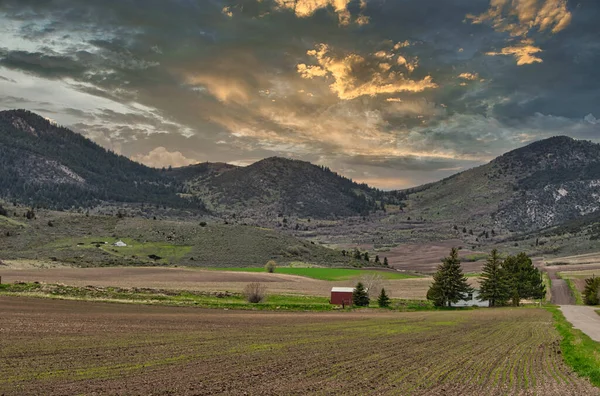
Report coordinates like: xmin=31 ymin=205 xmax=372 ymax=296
xmin=360 ymin=273 xmax=384 ymax=299
xmin=244 ymin=282 xmax=267 ymax=303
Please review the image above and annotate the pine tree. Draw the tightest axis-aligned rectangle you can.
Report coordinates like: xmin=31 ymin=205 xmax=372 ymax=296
xmin=427 ymin=248 xmax=473 ymax=307
xmin=374 ymin=255 xmax=380 ymax=264
xmin=479 ymin=249 xmax=510 ymax=307
xmin=377 ymin=288 xmax=391 ymax=308
xmin=503 ymin=253 xmax=546 ymax=306
xmin=352 ymin=282 xmax=370 ymax=307
xmin=363 ymin=252 xmax=369 ymax=261
xmin=583 ymin=276 xmax=600 ymax=305
xmin=354 ymin=249 xmax=362 ymax=260
xmin=383 ymin=257 xmax=389 ymax=266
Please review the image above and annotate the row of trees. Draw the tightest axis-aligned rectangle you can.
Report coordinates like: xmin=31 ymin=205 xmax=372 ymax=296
xmin=427 ymin=248 xmax=545 ymax=307
xmin=352 ymin=282 xmax=390 ymax=308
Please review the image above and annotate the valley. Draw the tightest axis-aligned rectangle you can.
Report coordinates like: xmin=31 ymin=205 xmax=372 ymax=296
xmin=2 ymin=110 xmax=600 ymax=394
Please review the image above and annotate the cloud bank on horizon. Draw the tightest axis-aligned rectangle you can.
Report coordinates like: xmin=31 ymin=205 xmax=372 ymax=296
xmin=0 ymin=0 xmax=598 ymax=189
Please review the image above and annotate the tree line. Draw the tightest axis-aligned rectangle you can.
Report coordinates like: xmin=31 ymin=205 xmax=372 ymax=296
xmin=427 ymin=248 xmax=545 ymax=307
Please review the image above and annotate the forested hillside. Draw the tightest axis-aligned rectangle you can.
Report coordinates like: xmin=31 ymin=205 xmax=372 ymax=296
xmin=0 ymin=110 xmax=203 ymax=210
xmin=171 ymin=157 xmax=386 ymax=218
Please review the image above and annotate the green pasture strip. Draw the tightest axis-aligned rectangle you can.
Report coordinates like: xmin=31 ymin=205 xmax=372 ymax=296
xmin=210 ymin=267 xmax=418 ymax=281
xmin=564 ymin=278 xmax=584 ymax=305
xmin=543 ymin=273 xmax=552 ymax=302
xmin=546 ymin=305 xmax=600 ymax=387
xmin=0 ymin=283 xmax=448 ymax=312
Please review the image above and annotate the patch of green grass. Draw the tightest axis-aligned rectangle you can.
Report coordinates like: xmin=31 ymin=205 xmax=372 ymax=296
xmin=545 ymin=305 xmax=600 ymax=387
xmin=212 ymin=267 xmax=419 ymax=281
xmin=543 ymin=273 xmax=552 ymax=302
xmin=44 ymin=236 xmax=192 ymax=263
xmin=0 ymin=216 xmax=28 ymax=227
xmin=564 ymin=278 xmax=584 ymax=305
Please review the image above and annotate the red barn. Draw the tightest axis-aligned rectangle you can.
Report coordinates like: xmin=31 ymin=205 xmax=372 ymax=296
xmin=330 ymin=287 xmax=354 ymax=306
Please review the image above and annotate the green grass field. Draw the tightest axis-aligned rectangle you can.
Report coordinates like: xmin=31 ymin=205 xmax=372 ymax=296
xmin=214 ymin=267 xmax=419 ymax=281
xmin=44 ymin=236 xmax=192 ymax=264
xmin=546 ymin=305 xmax=600 ymax=386
xmin=0 ymin=283 xmax=434 ymax=311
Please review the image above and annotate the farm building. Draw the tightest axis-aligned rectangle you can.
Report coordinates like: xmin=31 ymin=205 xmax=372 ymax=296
xmin=454 ymin=290 xmax=489 ymax=307
xmin=330 ymin=287 xmax=354 ymax=306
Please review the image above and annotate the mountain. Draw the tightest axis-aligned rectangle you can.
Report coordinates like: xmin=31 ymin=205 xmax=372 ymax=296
xmin=0 ymin=110 xmax=382 ymax=218
xmin=0 ymin=109 xmax=203 ymax=210
xmin=407 ymin=136 xmax=600 ymax=233
xmin=169 ymin=157 xmax=383 ymax=218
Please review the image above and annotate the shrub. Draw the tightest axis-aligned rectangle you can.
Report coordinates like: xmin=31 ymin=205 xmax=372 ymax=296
xmin=199 ymin=222 xmax=207 ymax=227
xmin=244 ymin=282 xmax=267 ymax=303
xmin=25 ymin=209 xmax=35 ymax=220
xmin=265 ymin=260 xmax=277 ymax=273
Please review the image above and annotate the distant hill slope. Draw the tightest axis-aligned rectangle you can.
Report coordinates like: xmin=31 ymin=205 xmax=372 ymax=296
xmin=0 ymin=110 xmax=203 ymax=210
xmin=408 ymin=136 xmax=600 ymax=232
xmin=0 ymin=208 xmax=361 ymax=268
xmin=170 ymin=157 xmax=383 ymax=218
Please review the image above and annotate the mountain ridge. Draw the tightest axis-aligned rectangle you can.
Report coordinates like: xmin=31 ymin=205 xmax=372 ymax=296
xmin=2 ymin=109 xmax=600 ymax=234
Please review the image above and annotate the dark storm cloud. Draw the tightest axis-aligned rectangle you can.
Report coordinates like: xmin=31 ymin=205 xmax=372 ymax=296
xmin=0 ymin=0 xmax=598 ymax=189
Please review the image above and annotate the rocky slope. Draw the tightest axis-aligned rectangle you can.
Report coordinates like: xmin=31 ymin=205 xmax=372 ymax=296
xmin=408 ymin=136 xmax=600 ymax=233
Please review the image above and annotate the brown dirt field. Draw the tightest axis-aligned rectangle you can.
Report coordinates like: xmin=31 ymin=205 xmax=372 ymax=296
xmin=371 ymin=241 xmax=487 ymax=274
xmin=0 ymin=266 xmax=436 ymax=300
xmin=0 ymin=297 xmax=597 ymax=395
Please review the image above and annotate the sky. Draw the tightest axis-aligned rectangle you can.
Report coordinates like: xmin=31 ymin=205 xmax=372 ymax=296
xmin=0 ymin=0 xmax=599 ymax=189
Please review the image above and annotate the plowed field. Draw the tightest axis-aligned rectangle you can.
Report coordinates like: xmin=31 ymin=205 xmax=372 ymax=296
xmin=0 ymin=297 xmax=597 ymax=395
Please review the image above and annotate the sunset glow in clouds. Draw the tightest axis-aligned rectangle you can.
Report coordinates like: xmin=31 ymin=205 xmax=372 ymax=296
xmin=0 ymin=0 xmax=598 ymax=189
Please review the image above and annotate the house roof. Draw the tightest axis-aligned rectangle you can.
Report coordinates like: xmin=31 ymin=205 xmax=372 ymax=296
xmin=331 ymin=287 xmax=354 ymax=293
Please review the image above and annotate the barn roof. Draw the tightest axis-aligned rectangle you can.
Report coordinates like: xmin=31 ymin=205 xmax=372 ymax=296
xmin=331 ymin=287 xmax=354 ymax=293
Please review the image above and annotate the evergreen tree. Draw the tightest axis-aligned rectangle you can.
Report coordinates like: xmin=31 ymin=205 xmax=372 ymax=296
xmin=377 ymin=288 xmax=391 ymax=308
xmin=363 ymin=252 xmax=370 ymax=261
xmin=583 ymin=276 xmax=600 ymax=305
xmin=383 ymin=257 xmax=389 ymax=266
xmin=427 ymin=248 xmax=473 ymax=307
xmin=479 ymin=249 xmax=510 ymax=307
xmin=374 ymin=255 xmax=380 ymax=264
xmin=503 ymin=253 xmax=546 ymax=306
xmin=354 ymin=249 xmax=362 ymax=260
xmin=352 ymin=282 xmax=370 ymax=307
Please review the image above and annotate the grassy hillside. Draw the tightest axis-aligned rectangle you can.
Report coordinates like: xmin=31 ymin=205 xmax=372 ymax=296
xmin=0 ymin=206 xmax=368 ymax=268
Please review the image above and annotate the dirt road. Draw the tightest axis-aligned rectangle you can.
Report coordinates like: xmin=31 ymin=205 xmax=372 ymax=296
xmin=560 ymin=305 xmax=600 ymax=342
xmin=551 ymin=279 xmax=575 ymax=305
xmin=545 ymin=267 xmax=576 ymax=305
